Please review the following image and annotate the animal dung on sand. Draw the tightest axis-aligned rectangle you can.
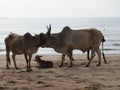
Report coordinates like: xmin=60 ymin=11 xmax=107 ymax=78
xmin=35 ymin=55 xmax=53 ymax=68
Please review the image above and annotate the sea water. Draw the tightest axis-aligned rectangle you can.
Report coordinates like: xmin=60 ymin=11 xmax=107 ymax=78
xmin=0 ymin=17 xmax=120 ymax=55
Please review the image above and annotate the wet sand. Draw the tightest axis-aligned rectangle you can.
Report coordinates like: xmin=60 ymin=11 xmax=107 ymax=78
xmin=0 ymin=54 xmax=120 ymax=90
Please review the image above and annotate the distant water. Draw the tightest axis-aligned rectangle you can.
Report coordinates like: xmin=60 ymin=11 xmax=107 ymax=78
xmin=0 ymin=17 xmax=120 ymax=55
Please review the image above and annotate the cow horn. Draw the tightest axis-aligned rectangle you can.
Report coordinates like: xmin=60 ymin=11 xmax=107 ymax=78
xmin=46 ymin=24 xmax=51 ymax=35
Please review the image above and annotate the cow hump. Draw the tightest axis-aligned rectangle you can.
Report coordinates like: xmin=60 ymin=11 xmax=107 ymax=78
xmin=61 ymin=26 xmax=71 ymax=34
xmin=24 ymin=33 xmax=32 ymax=39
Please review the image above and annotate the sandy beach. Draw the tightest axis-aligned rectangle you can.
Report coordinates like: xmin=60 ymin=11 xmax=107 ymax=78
xmin=0 ymin=54 xmax=120 ymax=90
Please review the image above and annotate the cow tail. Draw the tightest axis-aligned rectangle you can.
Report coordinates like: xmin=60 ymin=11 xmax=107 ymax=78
xmin=5 ymin=38 xmax=11 ymax=66
xmin=101 ymin=37 xmax=107 ymax=64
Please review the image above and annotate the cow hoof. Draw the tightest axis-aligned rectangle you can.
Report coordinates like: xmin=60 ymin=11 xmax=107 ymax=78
xmin=105 ymin=61 xmax=107 ymax=64
xmin=69 ymin=65 xmax=72 ymax=67
xmin=26 ymin=70 xmax=30 ymax=72
xmin=26 ymin=70 xmax=31 ymax=72
xmin=85 ymin=65 xmax=89 ymax=67
xmin=7 ymin=67 xmax=10 ymax=69
xmin=30 ymin=68 xmax=32 ymax=71
xmin=59 ymin=65 xmax=62 ymax=67
xmin=26 ymin=68 xmax=32 ymax=72
xmin=96 ymin=64 xmax=100 ymax=66
xmin=16 ymin=67 xmax=19 ymax=69
xmin=72 ymin=59 xmax=75 ymax=61
xmin=29 ymin=68 xmax=32 ymax=71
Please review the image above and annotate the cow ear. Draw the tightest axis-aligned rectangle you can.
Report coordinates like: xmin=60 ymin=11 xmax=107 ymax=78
xmin=46 ymin=24 xmax=51 ymax=36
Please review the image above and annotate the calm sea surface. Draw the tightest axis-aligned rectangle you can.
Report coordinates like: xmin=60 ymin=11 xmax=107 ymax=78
xmin=0 ymin=18 xmax=120 ymax=55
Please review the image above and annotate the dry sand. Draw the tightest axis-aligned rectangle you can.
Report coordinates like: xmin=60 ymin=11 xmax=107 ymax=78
xmin=0 ymin=54 xmax=120 ymax=90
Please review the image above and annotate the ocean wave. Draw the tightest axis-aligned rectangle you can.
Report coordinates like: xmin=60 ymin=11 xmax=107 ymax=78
xmin=0 ymin=49 xmax=5 ymax=51
xmin=104 ymin=48 xmax=120 ymax=51
xmin=113 ymin=44 xmax=120 ymax=46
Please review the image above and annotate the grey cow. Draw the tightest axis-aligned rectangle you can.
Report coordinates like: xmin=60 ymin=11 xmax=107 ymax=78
xmin=4 ymin=32 xmax=47 ymax=71
xmin=45 ymin=25 xmax=107 ymax=67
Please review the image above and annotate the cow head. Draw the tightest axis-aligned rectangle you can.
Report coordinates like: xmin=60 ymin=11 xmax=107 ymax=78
xmin=38 ymin=33 xmax=47 ymax=47
xmin=35 ymin=55 xmax=42 ymax=61
xmin=23 ymin=32 xmax=47 ymax=48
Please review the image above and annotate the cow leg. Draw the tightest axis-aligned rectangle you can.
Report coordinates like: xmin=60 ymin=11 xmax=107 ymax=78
xmin=87 ymin=50 xmax=90 ymax=60
xmin=28 ymin=55 xmax=32 ymax=71
xmin=69 ymin=51 xmax=73 ymax=67
xmin=6 ymin=50 xmax=10 ymax=69
xmin=12 ymin=54 xmax=18 ymax=69
xmin=59 ymin=54 xmax=65 ymax=67
xmin=24 ymin=54 xmax=29 ymax=71
xmin=102 ymin=52 xmax=107 ymax=64
xmin=96 ymin=49 xmax=101 ymax=66
xmin=61 ymin=54 xmax=65 ymax=61
xmin=85 ymin=50 xmax=95 ymax=67
xmin=69 ymin=51 xmax=74 ymax=61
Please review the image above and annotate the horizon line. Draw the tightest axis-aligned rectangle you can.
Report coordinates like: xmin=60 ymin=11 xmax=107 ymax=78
xmin=1 ymin=16 xmax=120 ymax=19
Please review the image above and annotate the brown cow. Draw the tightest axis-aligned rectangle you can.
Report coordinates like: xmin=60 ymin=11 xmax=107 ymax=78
xmin=45 ymin=25 xmax=107 ymax=67
xmin=4 ymin=32 xmax=47 ymax=71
